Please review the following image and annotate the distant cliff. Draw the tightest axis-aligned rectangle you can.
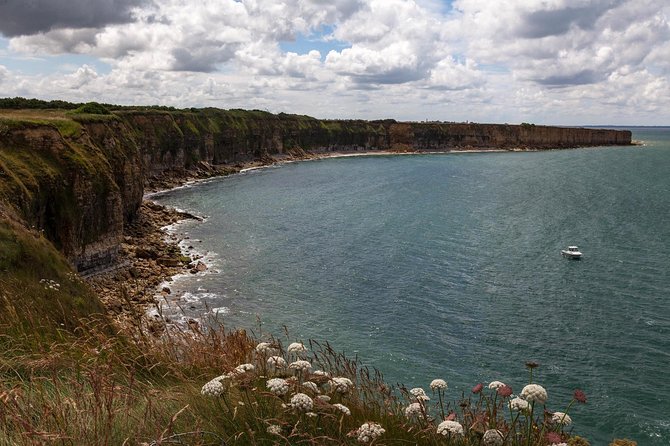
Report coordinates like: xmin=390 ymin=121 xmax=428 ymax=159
xmin=0 ymin=108 xmax=631 ymax=271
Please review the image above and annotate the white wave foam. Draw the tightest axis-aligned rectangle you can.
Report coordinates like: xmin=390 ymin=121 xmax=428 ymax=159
xmin=210 ymin=307 xmax=230 ymax=315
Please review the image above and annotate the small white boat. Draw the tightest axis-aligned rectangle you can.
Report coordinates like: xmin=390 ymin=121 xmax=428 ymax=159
xmin=561 ymin=246 xmax=582 ymax=260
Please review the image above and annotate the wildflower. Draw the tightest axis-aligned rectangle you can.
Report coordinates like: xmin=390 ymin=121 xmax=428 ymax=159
xmin=267 ymin=424 xmax=282 ymax=435
xmin=256 ymin=342 xmax=277 ymax=355
xmin=488 ymin=381 xmax=506 ymax=390
xmin=437 ymin=420 xmax=464 ymax=436
xmin=290 ymin=393 xmax=314 ymax=412
xmin=551 ymin=411 xmax=572 ymax=426
xmin=332 ymin=403 xmax=351 ymax=416
xmin=545 ymin=432 xmax=562 ymax=444
xmin=509 ymin=397 xmax=530 ymax=412
xmin=288 ymin=342 xmax=307 ymax=354
xmin=472 ymin=383 xmax=484 ymax=394
xmin=302 ymin=381 xmax=319 ymax=393
xmin=520 ymin=384 xmax=548 ymax=404
xmin=234 ymin=363 xmax=255 ymax=374
xmin=331 ymin=377 xmax=354 ymax=393
xmin=410 ymin=387 xmax=426 ymax=397
xmin=267 ymin=378 xmax=289 ymax=396
xmin=201 ymin=379 xmax=224 ymax=396
xmin=313 ymin=370 xmax=330 ymax=377
xmin=430 ymin=379 xmax=448 ymax=390
xmin=497 ymin=385 xmax=513 ymax=397
xmin=356 ymin=422 xmax=385 ymax=443
xmin=410 ymin=387 xmax=430 ymax=401
xmin=525 ymin=361 xmax=539 ymax=369
xmin=574 ymin=389 xmax=587 ymax=404
xmin=405 ymin=402 xmax=423 ymax=418
xmin=482 ymin=429 xmax=504 ymax=446
xmin=317 ymin=395 xmax=331 ymax=403
xmin=267 ymin=356 xmax=287 ymax=369
xmin=289 ymin=360 xmax=312 ymax=373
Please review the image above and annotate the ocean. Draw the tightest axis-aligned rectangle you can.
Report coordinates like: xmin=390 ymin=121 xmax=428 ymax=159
xmin=151 ymin=128 xmax=670 ymax=445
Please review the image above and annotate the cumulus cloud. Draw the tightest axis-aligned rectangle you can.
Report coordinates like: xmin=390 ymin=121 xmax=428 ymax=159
xmin=0 ymin=64 xmax=9 ymax=83
xmin=453 ymin=0 xmax=669 ymax=89
xmin=517 ymin=1 xmax=625 ymax=39
xmin=0 ymin=0 xmax=668 ymax=124
xmin=325 ymin=0 xmax=448 ymax=86
xmin=0 ymin=0 xmax=149 ymax=37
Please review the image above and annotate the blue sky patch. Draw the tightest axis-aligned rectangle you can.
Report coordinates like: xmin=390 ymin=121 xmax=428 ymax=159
xmin=279 ymin=27 xmax=350 ymax=60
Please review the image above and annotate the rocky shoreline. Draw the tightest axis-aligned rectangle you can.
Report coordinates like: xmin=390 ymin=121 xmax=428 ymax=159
xmin=84 ymin=150 xmax=325 ymax=329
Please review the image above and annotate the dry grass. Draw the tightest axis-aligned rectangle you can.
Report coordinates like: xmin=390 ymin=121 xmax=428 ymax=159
xmin=0 ymin=310 xmax=599 ymax=445
xmin=0 ymin=109 xmax=71 ymax=121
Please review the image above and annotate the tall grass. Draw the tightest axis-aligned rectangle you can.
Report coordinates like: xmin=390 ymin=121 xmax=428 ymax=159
xmin=0 ymin=306 xmax=614 ymax=446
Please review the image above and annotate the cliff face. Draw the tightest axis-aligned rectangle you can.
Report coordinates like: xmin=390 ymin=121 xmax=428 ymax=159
xmin=0 ymin=110 xmax=631 ymax=271
xmin=408 ymin=123 xmax=632 ymax=150
xmin=0 ymin=121 xmax=125 ymax=271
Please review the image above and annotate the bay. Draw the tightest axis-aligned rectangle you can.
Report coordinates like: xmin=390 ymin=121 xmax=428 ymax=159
xmin=152 ymin=128 xmax=670 ymax=445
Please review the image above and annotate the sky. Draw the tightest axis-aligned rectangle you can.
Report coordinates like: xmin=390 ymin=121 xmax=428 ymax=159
xmin=0 ymin=0 xmax=668 ymax=125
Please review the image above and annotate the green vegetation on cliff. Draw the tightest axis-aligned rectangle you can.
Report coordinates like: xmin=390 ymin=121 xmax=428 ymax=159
xmin=0 ymin=216 xmax=106 ymax=347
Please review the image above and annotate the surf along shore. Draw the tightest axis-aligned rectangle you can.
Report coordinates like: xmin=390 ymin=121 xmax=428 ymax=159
xmin=87 ymin=148 xmax=491 ymax=329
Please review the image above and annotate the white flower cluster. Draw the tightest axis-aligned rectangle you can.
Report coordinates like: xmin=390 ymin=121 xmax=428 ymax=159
xmin=302 ymin=381 xmax=319 ymax=393
xmin=267 ymin=356 xmax=287 ymax=369
xmin=509 ymin=397 xmax=530 ymax=412
xmin=289 ymin=360 xmax=311 ymax=373
xmin=234 ymin=363 xmax=255 ymax=374
xmin=356 ymin=422 xmax=385 ymax=443
xmin=410 ymin=387 xmax=430 ymax=401
xmin=437 ymin=420 xmax=464 ymax=436
xmin=551 ymin=412 xmax=572 ymax=426
xmin=288 ymin=342 xmax=307 ymax=354
xmin=266 ymin=424 xmax=282 ymax=435
xmin=201 ymin=378 xmax=224 ymax=396
xmin=317 ymin=395 xmax=331 ymax=403
xmin=430 ymin=379 xmax=448 ymax=391
xmin=290 ymin=393 xmax=314 ymax=412
xmin=488 ymin=381 xmax=506 ymax=390
xmin=40 ymin=279 xmax=60 ymax=291
xmin=331 ymin=377 xmax=354 ymax=393
xmin=256 ymin=342 xmax=277 ymax=356
xmin=404 ymin=402 xmax=422 ymax=418
xmin=332 ymin=403 xmax=351 ymax=416
xmin=520 ymin=384 xmax=548 ymax=404
xmin=267 ymin=378 xmax=289 ymax=396
xmin=482 ymin=429 xmax=504 ymax=446
xmin=313 ymin=370 xmax=330 ymax=378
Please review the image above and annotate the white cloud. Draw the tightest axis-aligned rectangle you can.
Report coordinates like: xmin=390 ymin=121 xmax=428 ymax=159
xmin=0 ymin=0 xmax=668 ymax=124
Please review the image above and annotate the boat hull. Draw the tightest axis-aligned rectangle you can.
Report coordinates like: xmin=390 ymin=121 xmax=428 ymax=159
xmin=561 ymin=251 xmax=582 ymax=260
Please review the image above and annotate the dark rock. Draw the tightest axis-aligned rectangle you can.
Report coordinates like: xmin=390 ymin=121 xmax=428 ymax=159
xmin=135 ymin=247 xmax=158 ymax=259
xmin=157 ymin=257 xmax=181 ymax=267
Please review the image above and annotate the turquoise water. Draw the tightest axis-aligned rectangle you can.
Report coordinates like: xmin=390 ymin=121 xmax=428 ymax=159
xmin=152 ymin=129 xmax=670 ymax=445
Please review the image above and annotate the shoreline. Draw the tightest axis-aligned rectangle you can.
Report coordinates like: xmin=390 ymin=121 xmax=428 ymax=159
xmin=85 ymin=144 xmax=627 ymax=328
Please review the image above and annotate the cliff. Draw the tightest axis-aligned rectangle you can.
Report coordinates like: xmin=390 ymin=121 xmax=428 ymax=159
xmin=0 ymin=108 xmax=632 ymax=273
